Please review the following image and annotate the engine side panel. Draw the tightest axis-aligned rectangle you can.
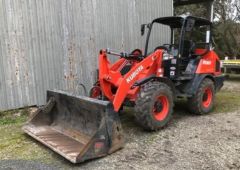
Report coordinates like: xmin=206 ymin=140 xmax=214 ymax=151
xmin=195 ymin=49 xmax=221 ymax=75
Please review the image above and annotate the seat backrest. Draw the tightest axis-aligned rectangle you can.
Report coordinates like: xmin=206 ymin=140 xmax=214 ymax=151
xmin=182 ymin=40 xmax=192 ymax=58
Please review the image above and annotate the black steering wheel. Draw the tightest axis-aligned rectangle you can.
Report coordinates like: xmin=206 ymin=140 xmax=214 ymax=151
xmin=130 ymin=49 xmax=143 ymax=56
xmin=154 ymin=45 xmax=169 ymax=52
xmin=127 ymin=49 xmax=143 ymax=61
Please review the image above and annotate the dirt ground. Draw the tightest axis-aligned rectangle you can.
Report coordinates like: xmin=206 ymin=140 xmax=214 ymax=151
xmin=0 ymin=75 xmax=240 ymax=170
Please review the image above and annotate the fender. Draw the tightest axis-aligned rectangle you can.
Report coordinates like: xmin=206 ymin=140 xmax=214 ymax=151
xmin=133 ymin=75 xmax=176 ymax=98
xmin=182 ymin=74 xmax=215 ymax=96
xmin=214 ymin=75 xmax=225 ymax=92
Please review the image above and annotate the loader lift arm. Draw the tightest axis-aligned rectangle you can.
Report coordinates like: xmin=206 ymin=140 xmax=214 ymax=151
xmin=99 ymin=49 xmax=164 ymax=112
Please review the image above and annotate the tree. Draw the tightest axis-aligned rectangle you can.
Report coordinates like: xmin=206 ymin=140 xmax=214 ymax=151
xmin=175 ymin=0 xmax=240 ymax=59
xmin=213 ymin=0 xmax=240 ymax=58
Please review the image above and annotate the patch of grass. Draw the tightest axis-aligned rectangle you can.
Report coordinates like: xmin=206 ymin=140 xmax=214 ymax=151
xmin=0 ymin=108 xmax=74 ymax=166
xmin=213 ymin=90 xmax=240 ymax=113
xmin=0 ymin=124 xmax=58 ymax=163
xmin=225 ymin=74 xmax=240 ymax=82
xmin=0 ymin=108 xmax=29 ymax=125
xmin=0 ymin=125 xmax=64 ymax=165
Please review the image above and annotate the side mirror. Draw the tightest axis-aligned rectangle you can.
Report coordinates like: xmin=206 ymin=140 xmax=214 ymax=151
xmin=141 ymin=24 xmax=145 ymax=36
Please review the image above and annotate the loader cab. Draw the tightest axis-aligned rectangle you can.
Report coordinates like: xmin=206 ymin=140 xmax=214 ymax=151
xmin=143 ymin=15 xmax=212 ymax=79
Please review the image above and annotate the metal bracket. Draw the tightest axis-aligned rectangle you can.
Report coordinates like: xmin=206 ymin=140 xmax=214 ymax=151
xmin=40 ymin=97 xmax=56 ymax=114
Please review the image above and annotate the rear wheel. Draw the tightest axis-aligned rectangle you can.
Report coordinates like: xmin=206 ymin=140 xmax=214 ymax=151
xmin=187 ymin=78 xmax=215 ymax=114
xmin=134 ymin=81 xmax=173 ymax=131
xmin=89 ymin=82 xmax=102 ymax=99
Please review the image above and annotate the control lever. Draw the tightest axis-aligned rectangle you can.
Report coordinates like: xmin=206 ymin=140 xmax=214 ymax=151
xmin=106 ymin=48 xmax=142 ymax=60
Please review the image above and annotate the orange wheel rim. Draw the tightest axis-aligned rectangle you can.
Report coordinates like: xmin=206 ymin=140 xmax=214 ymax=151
xmin=202 ymin=87 xmax=213 ymax=108
xmin=153 ymin=96 xmax=169 ymax=121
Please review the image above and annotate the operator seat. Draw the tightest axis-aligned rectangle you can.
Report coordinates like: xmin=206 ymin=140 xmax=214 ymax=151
xmin=182 ymin=40 xmax=193 ymax=58
xmin=180 ymin=40 xmax=195 ymax=74
xmin=181 ymin=40 xmax=199 ymax=75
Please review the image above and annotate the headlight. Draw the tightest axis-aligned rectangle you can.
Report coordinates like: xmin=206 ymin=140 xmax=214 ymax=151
xmin=163 ymin=53 xmax=174 ymax=60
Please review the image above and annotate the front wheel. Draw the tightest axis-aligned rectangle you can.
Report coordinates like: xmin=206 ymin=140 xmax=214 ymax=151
xmin=187 ymin=78 xmax=215 ymax=114
xmin=134 ymin=81 xmax=174 ymax=131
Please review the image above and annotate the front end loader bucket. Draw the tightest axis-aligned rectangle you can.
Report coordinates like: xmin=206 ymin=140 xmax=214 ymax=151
xmin=22 ymin=90 xmax=124 ymax=163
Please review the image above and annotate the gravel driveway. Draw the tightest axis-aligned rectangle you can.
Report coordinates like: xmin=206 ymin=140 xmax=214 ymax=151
xmin=1 ymin=79 xmax=240 ymax=170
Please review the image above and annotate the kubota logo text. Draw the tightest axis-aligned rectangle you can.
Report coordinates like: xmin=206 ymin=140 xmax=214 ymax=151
xmin=202 ymin=60 xmax=212 ymax=65
xmin=126 ymin=65 xmax=144 ymax=83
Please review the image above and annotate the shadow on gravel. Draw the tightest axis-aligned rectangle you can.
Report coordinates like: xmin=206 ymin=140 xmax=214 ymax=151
xmin=117 ymin=100 xmax=196 ymax=142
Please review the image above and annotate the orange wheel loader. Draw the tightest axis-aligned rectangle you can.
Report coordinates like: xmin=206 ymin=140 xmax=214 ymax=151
xmin=23 ymin=15 xmax=224 ymax=163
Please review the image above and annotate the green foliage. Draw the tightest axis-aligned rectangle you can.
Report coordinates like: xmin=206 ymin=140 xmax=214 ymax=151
xmin=175 ymin=0 xmax=240 ymax=59
xmin=214 ymin=90 xmax=240 ymax=113
xmin=0 ymin=108 xmax=29 ymax=125
xmin=213 ymin=21 xmax=240 ymax=58
xmin=174 ymin=2 xmax=209 ymax=18
xmin=0 ymin=108 xmax=60 ymax=163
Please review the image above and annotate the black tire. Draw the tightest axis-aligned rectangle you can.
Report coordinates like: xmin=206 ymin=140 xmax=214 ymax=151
xmin=134 ymin=81 xmax=174 ymax=131
xmin=187 ymin=78 xmax=215 ymax=115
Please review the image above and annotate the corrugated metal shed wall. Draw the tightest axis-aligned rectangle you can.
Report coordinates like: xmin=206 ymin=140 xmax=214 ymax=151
xmin=0 ymin=0 xmax=173 ymax=110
